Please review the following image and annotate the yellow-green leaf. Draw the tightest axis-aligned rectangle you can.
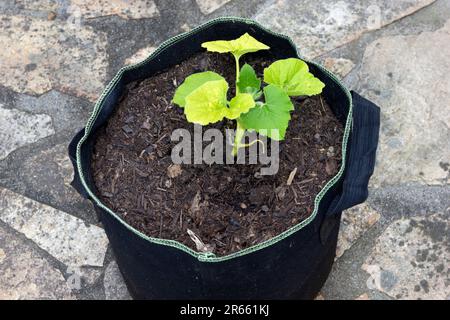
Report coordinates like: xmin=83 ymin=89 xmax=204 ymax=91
xmin=201 ymin=33 xmax=270 ymax=59
xmin=264 ymin=58 xmax=325 ymax=96
xmin=172 ymin=71 xmax=224 ymax=107
xmin=184 ymin=80 xmax=229 ymax=125
xmin=226 ymin=93 xmax=255 ymax=119
xmin=237 ymin=64 xmax=261 ymax=96
xmin=239 ymin=84 xmax=294 ymax=140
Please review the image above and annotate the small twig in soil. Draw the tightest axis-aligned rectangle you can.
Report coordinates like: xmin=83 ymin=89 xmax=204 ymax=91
xmin=298 ymin=177 xmax=315 ymax=184
xmin=111 ymin=168 xmax=120 ymax=194
xmin=213 ymin=238 xmax=227 ymax=247
xmin=156 ymin=133 xmax=168 ymax=143
xmin=280 ymin=199 xmax=296 ymax=216
xmin=161 ymin=97 xmax=169 ymax=110
xmin=286 ymin=167 xmax=298 ymax=186
xmin=319 ymin=96 xmax=326 ymax=113
xmin=284 ymin=151 xmax=295 ymax=163
xmin=290 ymin=186 xmax=300 ymax=205
xmin=317 ymin=108 xmax=323 ymax=117
xmin=180 ymin=210 xmax=183 ymax=229
xmin=187 ymin=229 xmax=214 ymax=253
xmin=171 ymin=209 xmax=182 ymax=228
xmin=134 ymin=167 xmax=149 ymax=178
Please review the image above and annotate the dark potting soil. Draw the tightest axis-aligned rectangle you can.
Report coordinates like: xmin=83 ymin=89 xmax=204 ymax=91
xmin=91 ymin=51 xmax=344 ymax=256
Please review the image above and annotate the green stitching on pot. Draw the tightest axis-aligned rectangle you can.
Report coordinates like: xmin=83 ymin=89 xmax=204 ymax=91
xmin=75 ymin=17 xmax=353 ymax=262
xmin=198 ymin=252 xmax=217 ymax=261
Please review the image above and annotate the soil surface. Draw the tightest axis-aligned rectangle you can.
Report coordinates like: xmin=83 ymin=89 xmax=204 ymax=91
xmin=91 ymin=51 xmax=344 ymax=256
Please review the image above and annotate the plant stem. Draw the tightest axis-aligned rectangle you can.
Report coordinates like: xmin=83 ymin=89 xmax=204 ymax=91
xmin=231 ymin=53 xmax=243 ymax=157
xmin=234 ymin=54 xmax=240 ymax=94
xmin=232 ymin=120 xmax=245 ymax=157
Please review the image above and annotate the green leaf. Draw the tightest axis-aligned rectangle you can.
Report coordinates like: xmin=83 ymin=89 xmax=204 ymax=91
xmin=172 ymin=71 xmax=224 ymax=107
xmin=263 ymin=58 xmax=325 ymax=96
xmin=237 ymin=64 xmax=261 ymax=96
xmin=184 ymin=80 xmax=229 ymax=125
xmin=239 ymin=84 xmax=294 ymax=140
xmin=226 ymin=93 xmax=255 ymax=119
xmin=201 ymin=33 xmax=270 ymax=59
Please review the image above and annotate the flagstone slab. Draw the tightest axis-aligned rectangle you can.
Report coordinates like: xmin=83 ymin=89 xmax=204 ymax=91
xmin=70 ymin=0 xmax=159 ymax=19
xmin=0 ymin=104 xmax=54 ymax=160
xmin=196 ymin=0 xmax=231 ymax=15
xmin=16 ymin=0 xmax=159 ymax=19
xmin=15 ymin=0 xmax=59 ymax=12
xmin=323 ymin=57 xmax=355 ymax=79
xmin=0 ymin=187 xmax=109 ymax=267
xmin=0 ymin=15 xmax=108 ymax=101
xmin=14 ymin=90 xmax=91 ymax=135
xmin=362 ymin=213 xmax=450 ymax=300
xmin=355 ymin=293 xmax=370 ymax=300
xmin=254 ymin=0 xmax=436 ymax=58
xmin=124 ymin=45 xmax=156 ymax=66
xmin=336 ymin=203 xmax=381 ymax=258
xmin=1 ymin=142 xmax=97 ymax=224
xmin=66 ymin=266 xmax=103 ymax=289
xmin=355 ymin=20 xmax=450 ymax=186
xmin=0 ymin=225 xmax=74 ymax=300
xmin=104 ymin=260 xmax=131 ymax=300
xmin=19 ymin=143 xmax=78 ymax=201
xmin=23 ymin=143 xmax=74 ymax=188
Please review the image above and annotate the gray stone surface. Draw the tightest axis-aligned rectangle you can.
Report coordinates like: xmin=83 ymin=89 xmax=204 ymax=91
xmin=0 ymin=188 xmax=108 ymax=267
xmin=196 ymin=0 xmax=231 ymax=14
xmin=363 ymin=213 xmax=449 ymax=300
xmin=104 ymin=261 xmax=131 ymax=300
xmin=0 ymin=103 xmax=54 ymax=160
xmin=65 ymin=266 xmax=103 ymax=289
xmin=254 ymin=0 xmax=436 ymax=58
xmin=369 ymin=184 xmax=450 ymax=218
xmin=14 ymin=0 xmax=59 ymax=12
xmin=13 ymin=90 xmax=91 ymax=135
xmin=0 ymin=15 xmax=108 ymax=101
xmin=355 ymin=20 xmax=450 ymax=187
xmin=0 ymin=139 xmax=97 ymax=224
xmin=18 ymin=144 xmax=86 ymax=208
xmin=355 ymin=293 xmax=370 ymax=300
xmin=323 ymin=57 xmax=355 ymax=79
xmin=322 ymin=183 xmax=450 ymax=300
xmin=70 ymin=0 xmax=159 ymax=19
xmin=0 ymin=224 xmax=74 ymax=300
xmin=124 ymin=45 xmax=156 ymax=65
xmin=15 ymin=0 xmax=160 ymax=19
xmin=337 ymin=203 xmax=381 ymax=258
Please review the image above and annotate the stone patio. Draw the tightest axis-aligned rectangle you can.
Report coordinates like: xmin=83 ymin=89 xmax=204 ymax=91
xmin=0 ymin=0 xmax=449 ymax=300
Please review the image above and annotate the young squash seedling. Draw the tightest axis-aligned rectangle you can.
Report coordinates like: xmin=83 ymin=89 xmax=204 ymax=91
xmin=172 ymin=33 xmax=325 ymax=156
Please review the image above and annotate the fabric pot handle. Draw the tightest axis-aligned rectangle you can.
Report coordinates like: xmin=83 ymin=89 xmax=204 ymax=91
xmin=68 ymin=128 xmax=91 ymax=199
xmin=320 ymin=91 xmax=381 ymax=244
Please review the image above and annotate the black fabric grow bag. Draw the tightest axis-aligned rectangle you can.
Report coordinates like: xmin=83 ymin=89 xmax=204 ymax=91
xmin=68 ymin=18 xmax=380 ymax=300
